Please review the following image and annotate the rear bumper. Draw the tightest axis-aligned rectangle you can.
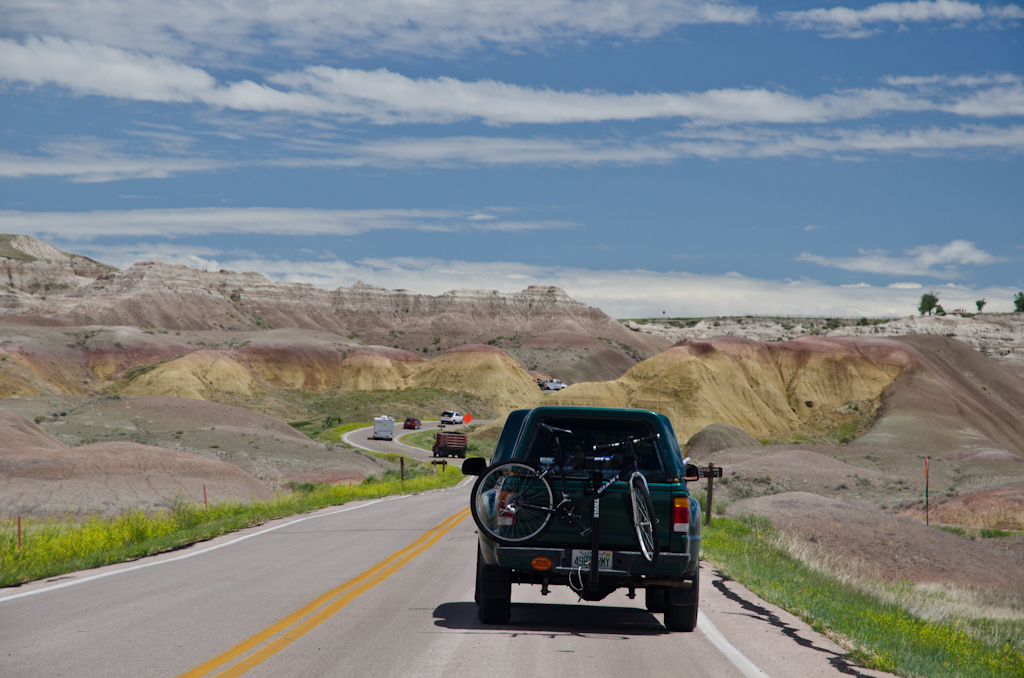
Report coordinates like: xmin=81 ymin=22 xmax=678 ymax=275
xmin=488 ymin=544 xmax=697 ymax=585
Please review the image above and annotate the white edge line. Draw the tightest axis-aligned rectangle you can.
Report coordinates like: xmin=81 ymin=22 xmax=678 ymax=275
xmin=1 ymin=493 xmax=413 ymax=603
xmin=698 ymin=611 xmax=775 ymax=678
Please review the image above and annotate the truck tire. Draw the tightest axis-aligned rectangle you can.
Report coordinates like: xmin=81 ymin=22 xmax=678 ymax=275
xmin=645 ymin=586 xmax=665 ymax=613
xmin=663 ymin=570 xmax=699 ymax=632
xmin=476 ymin=547 xmax=512 ymax=624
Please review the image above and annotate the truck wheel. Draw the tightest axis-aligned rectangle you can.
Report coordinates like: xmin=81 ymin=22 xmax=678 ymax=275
xmin=645 ymin=586 xmax=665 ymax=613
xmin=477 ymin=547 xmax=512 ymax=624
xmin=664 ymin=570 xmax=699 ymax=632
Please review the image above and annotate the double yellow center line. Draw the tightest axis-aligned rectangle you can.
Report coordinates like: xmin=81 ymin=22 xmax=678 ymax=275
xmin=179 ymin=507 xmax=471 ymax=678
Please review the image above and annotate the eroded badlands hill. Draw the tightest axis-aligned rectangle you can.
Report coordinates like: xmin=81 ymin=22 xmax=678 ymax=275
xmin=0 ymin=235 xmax=666 ymax=382
xmin=0 ymin=406 xmax=274 ymax=516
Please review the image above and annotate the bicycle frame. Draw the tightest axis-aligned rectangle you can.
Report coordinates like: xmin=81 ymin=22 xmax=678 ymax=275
xmin=509 ymin=424 xmax=658 ymax=591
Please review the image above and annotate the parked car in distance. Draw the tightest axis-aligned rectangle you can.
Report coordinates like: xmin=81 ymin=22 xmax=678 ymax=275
xmin=540 ymin=378 xmax=567 ymax=391
xmin=403 ymin=418 xmax=422 ymax=429
xmin=440 ymin=411 xmax=464 ymax=425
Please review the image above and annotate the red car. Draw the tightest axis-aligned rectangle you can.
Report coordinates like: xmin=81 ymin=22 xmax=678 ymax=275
xmin=403 ymin=418 xmax=422 ymax=429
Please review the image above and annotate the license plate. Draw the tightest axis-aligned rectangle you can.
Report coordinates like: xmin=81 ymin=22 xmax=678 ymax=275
xmin=571 ymin=549 xmax=613 ymax=570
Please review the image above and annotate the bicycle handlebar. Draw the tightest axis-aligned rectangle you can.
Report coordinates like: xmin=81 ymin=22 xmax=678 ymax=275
xmin=540 ymin=422 xmax=573 ymax=436
xmin=592 ymin=432 xmax=660 ymax=452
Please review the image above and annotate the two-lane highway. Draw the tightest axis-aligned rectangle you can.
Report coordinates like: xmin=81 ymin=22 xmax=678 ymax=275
xmin=0 ymin=481 xmax=894 ymax=678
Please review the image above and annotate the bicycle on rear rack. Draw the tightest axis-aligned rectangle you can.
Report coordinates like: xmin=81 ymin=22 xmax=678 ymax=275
xmin=469 ymin=422 xmax=660 ymax=572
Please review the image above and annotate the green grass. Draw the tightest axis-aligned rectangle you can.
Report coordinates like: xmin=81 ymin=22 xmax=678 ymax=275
xmin=316 ymin=421 xmax=374 ymax=442
xmin=0 ymin=472 xmax=463 ymax=588
xmin=702 ymin=515 xmax=1024 ymax=677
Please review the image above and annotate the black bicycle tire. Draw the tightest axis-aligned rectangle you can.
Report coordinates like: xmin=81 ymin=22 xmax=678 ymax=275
xmin=629 ymin=472 xmax=659 ymax=565
xmin=470 ymin=461 xmax=555 ymax=544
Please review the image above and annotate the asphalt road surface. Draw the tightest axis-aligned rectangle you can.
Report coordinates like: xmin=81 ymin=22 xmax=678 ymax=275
xmin=0 ymin=482 xmax=893 ymax=678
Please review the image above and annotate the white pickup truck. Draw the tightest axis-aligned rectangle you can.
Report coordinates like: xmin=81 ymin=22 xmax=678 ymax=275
xmin=540 ymin=379 xmax=567 ymax=391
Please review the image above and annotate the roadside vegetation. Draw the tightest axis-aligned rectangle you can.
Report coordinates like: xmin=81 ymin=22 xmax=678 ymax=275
xmin=703 ymin=515 xmax=1024 ymax=678
xmin=0 ymin=471 xmax=463 ymax=588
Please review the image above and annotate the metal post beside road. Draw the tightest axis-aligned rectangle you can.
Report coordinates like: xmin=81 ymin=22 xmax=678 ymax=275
xmin=698 ymin=463 xmax=723 ymax=527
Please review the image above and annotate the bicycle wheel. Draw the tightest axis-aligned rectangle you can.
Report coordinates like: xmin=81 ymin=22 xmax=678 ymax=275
xmin=629 ymin=472 xmax=659 ymax=564
xmin=471 ymin=461 xmax=555 ymax=544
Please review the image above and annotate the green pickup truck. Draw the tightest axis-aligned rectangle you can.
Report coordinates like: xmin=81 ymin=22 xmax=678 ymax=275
xmin=463 ymin=406 xmax=702 ymax=631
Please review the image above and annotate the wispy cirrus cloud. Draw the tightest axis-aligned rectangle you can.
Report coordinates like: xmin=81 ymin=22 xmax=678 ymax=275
xmin=0 ymin=0 xmax=758 ymax=61
xmin=0 ymin=207 xmax=577 ymax=242
xmin=3 ymin=38 xmax=1024 ymax=126
xmin=780 ymin=1 xmax=1024 ymax=39
xmin=0 ymin=138 xmax=227 ymax=182
xmin=5 ymin=123 xmax=1022 ymax=182
xmin=308 ymin=124 xmax=1024 ymax=168
xmin=797 ymin=240 xmax=1003 ymax=279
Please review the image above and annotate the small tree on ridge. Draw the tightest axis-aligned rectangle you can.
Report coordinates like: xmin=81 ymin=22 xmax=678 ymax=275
xmin=918 ymin=292 xmax=939 ymax=316
xmin=1015 ymin=292 xmax=1024 ymax=313
xmin=976 ymin=299 xmax=987 ymax=312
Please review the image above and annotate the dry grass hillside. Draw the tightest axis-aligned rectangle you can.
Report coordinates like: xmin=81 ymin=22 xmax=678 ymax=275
xmin=547 ymin=335 xmax=913 ymax=441
xmin=1 ymin=395 xmax=389 ymax=512
xmin=406 ymin=344 xmax=542 ymax=412
xmin=0 ymin=406 xmax=274 ymax=516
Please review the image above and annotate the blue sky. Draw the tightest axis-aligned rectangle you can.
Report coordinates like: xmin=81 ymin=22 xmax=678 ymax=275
xmin=1 ymin=0 xmax=1022 ymax=317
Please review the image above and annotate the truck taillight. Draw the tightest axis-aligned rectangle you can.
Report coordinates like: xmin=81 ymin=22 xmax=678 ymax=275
xmin=497 ymin=490 xmax=518 ymax=528
xmin=672 ymin=497 xmax=690 ymax=533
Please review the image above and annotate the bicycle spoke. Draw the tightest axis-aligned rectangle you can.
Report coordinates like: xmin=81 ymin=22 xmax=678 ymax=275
xmin=471 ymin=462 xmax=554 ymax=543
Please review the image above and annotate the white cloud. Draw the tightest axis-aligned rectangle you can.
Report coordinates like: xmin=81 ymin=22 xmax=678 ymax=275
xmin=804 ymin=224 xmax=820 ymax=231
xmin=5 ymin=121 xmax=1023 ymax=184
xmin=882 ymin=73 xmax=1023 ymax=88
xmin=0 ymin=207 xmax=575 ymax=241
xmin=267 ymin=66 xmax=938 ymax=125
xmin=3 ymin=39 xmax=1023 ymax=125
xmin=0 ymin=139 xmax=227 ymax=182
xmin=666 ymin=124 xmax=1024 ymax=159
xmin=780 ymin=1 xmax=1024 ymax=38
xmin=888 ymin=282 xmax=924 ymax=289
xmin=0 ymin=1 xmax=758 ymax=61
xmin=797 ymin=240 xmax=1002 ymax=278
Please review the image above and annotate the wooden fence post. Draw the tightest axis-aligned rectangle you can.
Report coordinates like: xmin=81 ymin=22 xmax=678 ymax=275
xmin=400 ymin=456 xmax=405 ymax=482
xmin=705 ymin=463 xmax=714 ymax=527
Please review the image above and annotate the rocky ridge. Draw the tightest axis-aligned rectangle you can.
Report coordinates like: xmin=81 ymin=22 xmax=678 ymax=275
xmin=0 ymin=236 xmax=664 ymax=376
xmin=626 ymin=314 xmax=1024 ymax=371
xmin=0 ymin=234 xmax=115 ymax=313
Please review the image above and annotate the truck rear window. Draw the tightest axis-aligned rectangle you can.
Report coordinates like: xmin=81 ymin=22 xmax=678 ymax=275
xmin=522 ymin=416 xmax=666 ymax=481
